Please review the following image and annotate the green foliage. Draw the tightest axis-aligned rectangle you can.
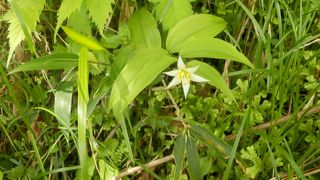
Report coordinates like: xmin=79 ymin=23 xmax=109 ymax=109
xmin=154 ymin=0 xmax=193 ymax=30
xmin=166 ymin=14 xmax=227 ymax=52
xmin=128 ymin=8 xmax=161 ymax=50
xmin=1 ymin=0 xmax=320 ymax=179
xmin=180 ymin=38 xmax=254 ymax=68
xmin=9 ymin=53 xmax=78 ymax=73
xmin=3 ymin=0 xmax=45 ymax=66
xmin=173 ymin=134 xmax=186 ymax=180
xmin=62 ymin=26 xmax=105 ymax=51
xmin=108 ymin=48 xmax=176 ymax=112
xmin=240 ymin=145 xmax=262 ymax=178
xmin=84 ymin=0 xmax=114 ymax=35
xmin=57 ymin=0 xmax=83 ymax=31
xmin=186 ymin=134 xmax=202 ymax=180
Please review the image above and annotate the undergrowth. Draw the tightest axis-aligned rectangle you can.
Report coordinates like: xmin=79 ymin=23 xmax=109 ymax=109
xmin=0 ymin=0 xmax=320 ymax=179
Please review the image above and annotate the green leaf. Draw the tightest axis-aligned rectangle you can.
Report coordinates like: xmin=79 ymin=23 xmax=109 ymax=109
xmin=88 ymin=76 xmax=112 ymax=117
xmin=189 ymin=122 xmax=232 ymax=158
xmin=77 ymin=47 xmax=89 ymax=179
xmin=173 ymin=134 xmax=186 ymax=180
xmin=67 ymin=5 xmax=92 ymax=35
xmin=62 ymin=26 xmax=105 ymax=51
xmin=54 ymin=81 xmax=73 ymax=133
xmin=128 ymin=8 xmax=161 ymax=50
xmin=9 ymin=53 xmax=78 ymax=74
xmin=109 ymin=46 xmax=135 ymax=81
xmin=166 ymin=14 xmax=227 ymax=52
xmin=181 ymin=38 xmax=254 ymax=68
xmin=57 ymin=0 xmax=83 ymax=30
xmin=84 ymin=0 xmax=115 ymax=34
xmin=108 ymin=48 xmax=176 ymax=112
xmin=98 ymin=159 xmax=118 ymax=179
xmin=186 ymin=134 xmax=202 ymax=180
xmin=3 ymin=0 xmax=45 ymax=66
xmin=156 ymin=0 xmax=193 ymax=30
xmin=187 ymin=60 xmax=236 ymax=102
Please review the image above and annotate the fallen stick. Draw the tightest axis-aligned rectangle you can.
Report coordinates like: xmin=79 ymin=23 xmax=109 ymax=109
xmin=114 ymin=155 xmax=174 ymax=180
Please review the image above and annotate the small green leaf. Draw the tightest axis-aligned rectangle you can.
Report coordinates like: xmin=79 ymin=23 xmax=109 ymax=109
xmin=187 ymin=60 xmax=236 ymax=102
xmin=62 ymin=26 xmax=105 ymax=51
xmin=173 ymin=134 xmax=186 ymax=180
xmin=9 ymin=53 xmax=78 ymax=74
xmin=128 ymin=8 xmax=161 ymax=50
xmin=166 ymin=14 xmax=227 ymax=52
xmin=108 ymin=48 xmax=176 ymax=112
xmin=156 ymin=0 xmax=193 ymax=30
xmin=181 ymin=38 xmax=254 ymax=68
xmin=186 ymin=134 xmax=202 ymax=180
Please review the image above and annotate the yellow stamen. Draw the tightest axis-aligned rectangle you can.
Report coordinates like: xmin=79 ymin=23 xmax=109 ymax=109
xmin=178 ymin=69 xmax=190 ymax=81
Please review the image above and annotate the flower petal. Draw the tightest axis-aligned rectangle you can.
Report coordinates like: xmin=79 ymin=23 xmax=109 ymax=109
xmin=181 ymin=78 xmax=190 ymax=99
xmin=190 ymin=73 xmax=208 ymax=82
xmin=164 ymin=70 xmax=179 ymax=76
xmin=177 ymin=55 xmax=186 ymax=69
xmin=187 ymin=66 xmax=199 ymax=73
xmin=167 ymin=76 xmax=181 ymax=88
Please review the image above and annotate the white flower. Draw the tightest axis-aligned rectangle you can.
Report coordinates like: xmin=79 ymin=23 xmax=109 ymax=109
xmin=164 ymin=56 xmax=208 ymax=98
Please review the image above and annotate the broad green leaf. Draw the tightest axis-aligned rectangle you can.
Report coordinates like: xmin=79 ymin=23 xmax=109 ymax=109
xmin=109 ymin=46 xmax=135 ymax=81
xmin=56 ymin=0 xmax=83 ymax=30
xmin=128 ymin=8 xmax=161 ymax=50
xmin=186 ymin=134 xmax=202 ymax=180
xmin=4 ymin=0 xmax=45 ymax=66
xmin=173 ymin=134 xmax=186 ymax=180
xmin=108 ymin=48 xmax=176 ymax=112
xmin=187 ymin=60 xmax=235 ymax=102
xmin=9 ymin=53 xmax=78 ymax=74
xmin=181 ymin=38 xmax=254 ymax=68
xmin=156 ymin=0 xmax=193 ymax=30
xmin=189 ymin=122 xmax=232 ymax=158
xmin=166 ymin=14 xmax=227 ymax=52
xmin=62 ymin=26 xmax=105 ymax=51
xmin=84 ymin=0 xmax=114 ymax=35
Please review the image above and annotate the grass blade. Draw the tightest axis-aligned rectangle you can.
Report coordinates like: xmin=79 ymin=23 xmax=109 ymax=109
xmin=77 ymin=47 xmax=89 ymax=179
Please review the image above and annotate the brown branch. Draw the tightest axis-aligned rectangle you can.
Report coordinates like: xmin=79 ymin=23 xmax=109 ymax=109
xmin=114 ymin=155 xmax=174 ymax=180
xmin=224 ymin=106 xmax=320 ymax=141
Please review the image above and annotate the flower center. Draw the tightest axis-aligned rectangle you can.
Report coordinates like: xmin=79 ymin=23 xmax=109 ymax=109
xmin=178 ymin=69 xmax=190 ymax=82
